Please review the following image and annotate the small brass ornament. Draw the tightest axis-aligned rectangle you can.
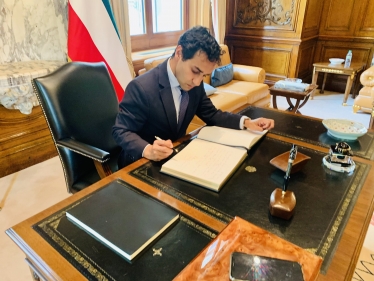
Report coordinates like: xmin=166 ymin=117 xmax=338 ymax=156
xmin=153 ymin=248 xmax=162 ymax=256
xmin=245 ymin=166 xmax=257 ymax=173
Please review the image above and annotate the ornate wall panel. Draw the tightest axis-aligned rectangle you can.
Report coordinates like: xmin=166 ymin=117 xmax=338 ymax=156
xmin=226 ymin=0 xmax=307 ymax=39
xmin=234 ymin=0 xmax=297 ymax=30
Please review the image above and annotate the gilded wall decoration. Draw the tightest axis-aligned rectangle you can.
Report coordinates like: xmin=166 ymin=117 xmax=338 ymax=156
xmin=236 ymin=0 xmax=295 ymax=26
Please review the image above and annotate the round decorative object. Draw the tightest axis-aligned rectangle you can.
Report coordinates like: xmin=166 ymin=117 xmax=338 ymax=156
xmin=322 ymin=119 xmax=367 ymax=141
xmin=322 ymin=156 xmax=355 ymax=173
xmin=329 ymin=58 xmax=345 ymax=64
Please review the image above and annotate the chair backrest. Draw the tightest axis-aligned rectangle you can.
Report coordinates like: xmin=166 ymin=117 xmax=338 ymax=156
xmin=33 ymin=61 xmax=120 ymax=193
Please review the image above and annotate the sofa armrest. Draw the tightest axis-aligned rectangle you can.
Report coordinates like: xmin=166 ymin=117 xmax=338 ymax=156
xmin=360 ymin=65 xmax=374 ymax=87
xmin=232 ymin=64 xmax=266 ymax=83
xmin=138 ymin=68 xmax=146 ymax=75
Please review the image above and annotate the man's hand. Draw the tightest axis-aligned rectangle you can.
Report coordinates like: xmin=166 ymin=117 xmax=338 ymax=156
xmin=143 ymin=138 xmax=174 ymax=161
xmin=244 ymin=118 xmax=275 ymax=131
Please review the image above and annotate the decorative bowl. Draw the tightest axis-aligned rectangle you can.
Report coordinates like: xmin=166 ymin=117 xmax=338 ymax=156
xmin=285 ymin=78 xmax=302 ymax=83
xmin=322 ymin=119 xmax=367 ymax=140
xmin=329 ymin=58 xmax=345 ymax=64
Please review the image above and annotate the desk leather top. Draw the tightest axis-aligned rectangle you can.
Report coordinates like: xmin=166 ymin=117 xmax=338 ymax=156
xmin=130 ymin=137 xmax=370 ymax=273
xmin=239 ymin=106 xmax=374 ymax=160
xmin=33 ymin=180 xmax=216 ymax=281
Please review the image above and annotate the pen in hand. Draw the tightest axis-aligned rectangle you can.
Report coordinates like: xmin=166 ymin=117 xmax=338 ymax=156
xmin=155 ymin=136 xmax=177 ymax=153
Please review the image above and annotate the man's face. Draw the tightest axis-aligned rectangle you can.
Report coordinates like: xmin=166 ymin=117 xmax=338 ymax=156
xmin=173 ymin=46 xmax=217 ymax=91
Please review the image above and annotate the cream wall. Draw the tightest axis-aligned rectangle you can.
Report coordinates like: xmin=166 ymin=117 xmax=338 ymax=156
xmin=0 ymin=0 xmax=68 ymax=63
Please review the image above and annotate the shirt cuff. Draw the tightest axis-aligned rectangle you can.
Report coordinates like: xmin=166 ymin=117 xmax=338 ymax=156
xmin=142 ymin=144 xmax=150 ymax=157
xmin=240 ymin=116 xmax=250 ymax=130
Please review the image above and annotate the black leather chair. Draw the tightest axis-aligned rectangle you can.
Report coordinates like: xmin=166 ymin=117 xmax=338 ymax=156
xmin=32 ymin=61 xmax=121 ymax=193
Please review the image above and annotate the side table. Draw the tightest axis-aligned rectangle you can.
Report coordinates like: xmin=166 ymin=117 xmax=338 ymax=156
xmin=0 ymin=60 xmax=65 ymax=114
xmin=311 ymin=62 xmax=365 ymax=105
xmin=270 ymin=84 xmax=317 ymax=114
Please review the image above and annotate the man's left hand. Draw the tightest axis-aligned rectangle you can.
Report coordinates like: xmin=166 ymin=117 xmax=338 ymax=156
xmin=244 ymin=118 xmax=274 ymax=131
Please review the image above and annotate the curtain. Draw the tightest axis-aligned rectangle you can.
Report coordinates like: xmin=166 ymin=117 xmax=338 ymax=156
xmin=109 ymin=0 xmax=135 ymax=78
xmin=211 ymin=0 xmax=226 ymax=44
xmin=189 ymin=0 xmax=211 ymax=28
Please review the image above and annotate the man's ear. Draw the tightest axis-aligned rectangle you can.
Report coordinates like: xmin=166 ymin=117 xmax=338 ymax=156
xmin=175 ymin=45 xmax=183 ymax=59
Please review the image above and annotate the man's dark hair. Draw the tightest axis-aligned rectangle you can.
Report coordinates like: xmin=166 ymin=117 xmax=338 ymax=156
xmin=172 ymin=26 xmax=223 ymax=65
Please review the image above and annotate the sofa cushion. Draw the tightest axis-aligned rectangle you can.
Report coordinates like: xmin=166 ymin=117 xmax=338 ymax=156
xmin=216 ymin=80 xmax=269 ymax=104
xmin=211 ymin=63 xmax=234 ymax=87
xmin=203 ymin=83 xmax=217 ymax=96
xmin=358 ymin=86 xmax=374 ymax=97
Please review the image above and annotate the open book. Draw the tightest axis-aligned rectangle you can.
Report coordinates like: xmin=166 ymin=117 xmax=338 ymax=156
xmin=160 ymin=126 xmax=267 ymax=192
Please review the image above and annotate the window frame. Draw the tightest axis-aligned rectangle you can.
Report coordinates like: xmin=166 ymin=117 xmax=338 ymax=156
xmin=130 ymin=0 xmax=189 ymax=52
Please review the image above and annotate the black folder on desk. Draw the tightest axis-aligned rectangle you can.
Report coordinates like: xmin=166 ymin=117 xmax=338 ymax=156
xmin=34 ymin=180 xmax=216 ymax=281
xmin=65 ymin=180 xmax=179 ymax=262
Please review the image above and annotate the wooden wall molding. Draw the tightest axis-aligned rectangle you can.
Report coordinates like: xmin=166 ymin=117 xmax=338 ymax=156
xmin=322 ymin=0 xmax=356 ymax=32
xmin=225 ymin=0 xmax=374 ymax=94
xmin=355 ymin=0 xmax=374 ymax=37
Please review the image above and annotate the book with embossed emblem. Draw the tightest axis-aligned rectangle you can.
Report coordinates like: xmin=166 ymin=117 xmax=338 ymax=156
xmin=66 ymin=180 xmax=179 ymax=262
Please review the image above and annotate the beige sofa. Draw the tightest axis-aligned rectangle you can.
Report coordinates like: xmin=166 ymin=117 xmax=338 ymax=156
xmin=138 ymin=44 xmax=270 ymax=133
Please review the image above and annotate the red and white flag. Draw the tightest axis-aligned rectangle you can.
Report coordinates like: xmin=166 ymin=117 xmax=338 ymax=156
xmin=68 ymin=0 xmax=132 ymax=101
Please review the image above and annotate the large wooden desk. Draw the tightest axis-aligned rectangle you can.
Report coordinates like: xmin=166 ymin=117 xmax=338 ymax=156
xmin=6 ymin=106 xmax=374 ymax=281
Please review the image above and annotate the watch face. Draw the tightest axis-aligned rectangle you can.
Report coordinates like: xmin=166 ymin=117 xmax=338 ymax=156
xmin=229 ymin=252 xmax=304 ymax=281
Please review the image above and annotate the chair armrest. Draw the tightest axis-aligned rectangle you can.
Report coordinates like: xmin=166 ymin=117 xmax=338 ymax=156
xmin=56 ymin=138 xmax=110 ymax=163
xmin=360 ymin=65 xmax=374 ymax=87
xmin=232 ymin=64 xmax=266 ymax=83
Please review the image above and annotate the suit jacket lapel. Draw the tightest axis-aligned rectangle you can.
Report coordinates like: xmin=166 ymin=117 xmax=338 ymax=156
xmin=157 ymin=60 xmax=178 ymax=138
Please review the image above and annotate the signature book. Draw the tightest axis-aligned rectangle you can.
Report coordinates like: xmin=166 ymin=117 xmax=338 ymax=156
xmin=160 ymin=126 xmax=267 ymax=192
xmin=65 ymin=180 xmax=179 ymax=262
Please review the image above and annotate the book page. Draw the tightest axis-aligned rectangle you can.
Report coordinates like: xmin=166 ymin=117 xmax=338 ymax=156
xmin=161 ymin=139 xmax=247 ymax=191
xmin=197 ymin=126 xmax=267 ymax=150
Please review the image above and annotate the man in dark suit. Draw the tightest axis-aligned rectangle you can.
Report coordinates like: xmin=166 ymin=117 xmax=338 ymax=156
xmin=113 ymin=26 xmax=274 ymax=168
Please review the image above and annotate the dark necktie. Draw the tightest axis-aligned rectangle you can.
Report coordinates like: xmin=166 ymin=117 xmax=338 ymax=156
xmin=178 ymin=88 xmax=189 ymax=132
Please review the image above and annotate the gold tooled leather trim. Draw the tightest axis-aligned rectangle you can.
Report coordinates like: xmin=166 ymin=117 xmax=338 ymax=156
xmin=319 ymin=162 xmax=367 ymax=257
xmin=131 ymin=162 xmax=232 ymax=223
xmin=38 ymin=205 xmax=114 ymax=281
xmin=180 ymin=216 xmax=216 ymax=239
